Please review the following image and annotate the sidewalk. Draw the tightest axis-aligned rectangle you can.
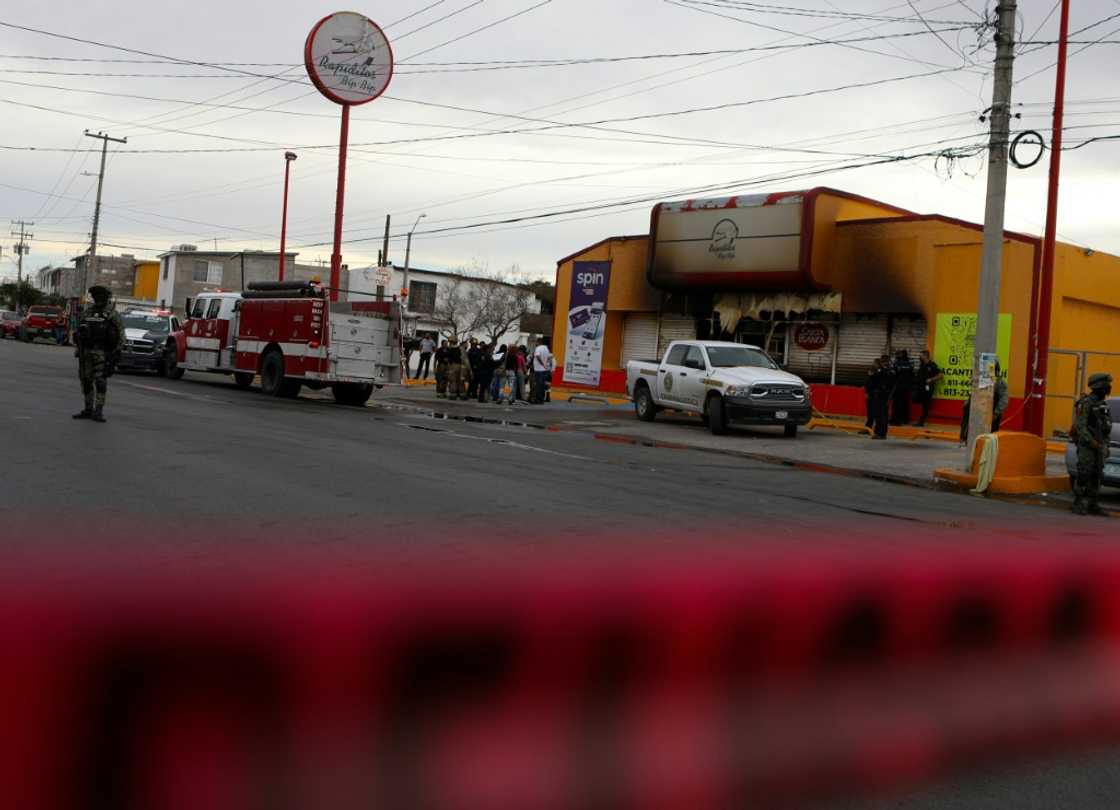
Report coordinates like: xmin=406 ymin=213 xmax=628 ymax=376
xmin=373 ymin=386 xmax=1111 ymax=514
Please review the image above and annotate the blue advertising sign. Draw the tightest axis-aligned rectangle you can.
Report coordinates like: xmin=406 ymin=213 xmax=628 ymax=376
xmin=563 ymin=261 xmax=611 ymax=386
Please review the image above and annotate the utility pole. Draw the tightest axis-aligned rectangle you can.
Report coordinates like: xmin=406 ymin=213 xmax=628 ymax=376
xmin=10 ymin=219 xmax=34 ymax=301
xmin=83 ymin=130 xmax=127 ymax=293
xmin=964 ymin=0 xmax=1017 ymax=460
xmin=1024 ymin=0 xmax=1071 ymax=437
xmin=403 ymin=213 xmax=426 ymax=312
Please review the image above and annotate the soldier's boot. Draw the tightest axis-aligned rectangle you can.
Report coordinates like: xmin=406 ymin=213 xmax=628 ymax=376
xmin=1071 ymin=497 xmax=1088 ymax=515
xmin=92 ymin=405 xmax=106 ymax=423
xmin=72 ymin=409 xmax=92 ymax=419
xmin=1087 ymin=500 xmax=1107 ymax=516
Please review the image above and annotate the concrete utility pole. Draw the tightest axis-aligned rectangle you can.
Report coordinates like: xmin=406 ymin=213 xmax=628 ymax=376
xmin=10 ymin=219 xmax=34 ymax=292
xmin=965 ymin=0 xmax=1017 ymax=460
xmin=83 ymin=130 xmax=127 ymax=293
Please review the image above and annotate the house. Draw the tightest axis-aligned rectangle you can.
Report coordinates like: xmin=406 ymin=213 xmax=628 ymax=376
xmin=155 ymin=246 xmax=349 ymax=313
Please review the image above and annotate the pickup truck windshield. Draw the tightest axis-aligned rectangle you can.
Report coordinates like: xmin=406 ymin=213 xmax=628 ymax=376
xmin=1 ymin=312 xmax=20 ymax=321
xmin=123 ymin=315 xmax=169 ymax=333
xmin=29 ymin=307 xmax=62 ymax=317
xmin=706 ymin=346 xmax=777 ymax=369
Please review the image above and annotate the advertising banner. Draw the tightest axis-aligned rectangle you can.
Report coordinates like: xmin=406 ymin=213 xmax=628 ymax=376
xmin=563 ymin=261 xmax=611 ymax=387
xmin=933 ymin=313 xmax=1012 ymax=399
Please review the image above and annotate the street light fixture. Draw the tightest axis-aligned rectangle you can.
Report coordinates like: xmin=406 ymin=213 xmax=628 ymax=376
xmin=279 ymin=151 xmax=298 ymax=282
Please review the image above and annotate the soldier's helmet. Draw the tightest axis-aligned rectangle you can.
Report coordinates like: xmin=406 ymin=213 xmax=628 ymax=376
xmin=88 ymin=285 xmax=111 ymax=301
xmin=1088 ymin=372 xmax=1113 ymax=391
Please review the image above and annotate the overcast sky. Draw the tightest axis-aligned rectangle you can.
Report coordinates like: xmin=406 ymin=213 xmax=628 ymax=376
xmin=1 ymin=0 xmax=1118 ymax=284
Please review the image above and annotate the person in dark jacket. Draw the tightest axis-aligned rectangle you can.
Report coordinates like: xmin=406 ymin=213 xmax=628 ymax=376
xmin=890 ymin=349 xmax=914 ymax=426
xmin=868 ymin=354 xmax=896 ymax=439
xmin=466 ymin=339 xmax=482 ymax=399
xmin=912 ymin=350 xmax=942 ymax=426
xmin=476 ymin=343 xmax=496 ymax=403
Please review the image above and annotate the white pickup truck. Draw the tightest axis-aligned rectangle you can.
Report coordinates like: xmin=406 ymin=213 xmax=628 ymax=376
xmin=625 ymin=340 xmax=813 ymax=437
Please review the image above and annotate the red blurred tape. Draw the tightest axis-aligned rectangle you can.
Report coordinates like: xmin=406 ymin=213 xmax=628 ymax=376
xmin=4 ymin=541 xmax=1120 ymax=809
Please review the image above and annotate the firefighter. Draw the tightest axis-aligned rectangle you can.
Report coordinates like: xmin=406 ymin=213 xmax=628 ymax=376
xmin=444 ymin=337 xmax=465 ymax=400
xmin=73 ymin=285 xmax=124 ymax=423
xmin=1071 ymin=373 xmax=1113 ymax=516
xmin=434 ymin=340 xmax=449 ymax=397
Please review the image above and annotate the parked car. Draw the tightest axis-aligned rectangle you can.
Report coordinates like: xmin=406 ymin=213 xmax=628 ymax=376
xmin=0 ymin=309 xmax=20 ymax=339
xmin=118 ymin=308 xmax=186 ymax=378
xmin=626 ymin=340 xmax=813 ymax=437
xmin=1065 ymin=397 xmax=1120 ymax=489
xmin=19 ymin=305 xmax=67 ymax=343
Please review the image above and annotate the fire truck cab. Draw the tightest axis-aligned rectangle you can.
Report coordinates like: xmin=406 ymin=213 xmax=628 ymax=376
xmin=179 ymin=281 xmax=400 ymax=406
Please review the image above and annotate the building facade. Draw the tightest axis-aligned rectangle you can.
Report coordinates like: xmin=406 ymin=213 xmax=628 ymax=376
xmin=553 ymin=187 xmax=1120 ymax=439
xmin=155 ymin=247 xmax=348 ymax=313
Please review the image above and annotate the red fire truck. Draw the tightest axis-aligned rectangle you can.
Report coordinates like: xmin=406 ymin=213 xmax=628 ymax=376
xmin=178 ymin=281 xmax=400 ymax=405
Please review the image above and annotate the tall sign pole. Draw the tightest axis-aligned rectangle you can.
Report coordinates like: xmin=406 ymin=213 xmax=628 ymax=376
xmin=304 ymin=12 xmax=394 ymax=302
xmin=1024 ymin=0 xmax=1071 ymax=437
xmin=964 ymin=0 xmax=1017 ymax=459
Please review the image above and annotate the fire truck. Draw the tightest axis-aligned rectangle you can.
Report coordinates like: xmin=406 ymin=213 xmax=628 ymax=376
xmin=177 ymin=280 xmax=400 ymax=405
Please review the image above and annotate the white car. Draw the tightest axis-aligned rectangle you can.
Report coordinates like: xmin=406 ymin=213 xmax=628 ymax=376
xmin=625 ymin=340 xmax=812 ymax=437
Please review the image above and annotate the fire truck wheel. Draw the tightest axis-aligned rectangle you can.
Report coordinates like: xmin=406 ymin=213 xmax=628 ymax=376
xmin=332 ymin=383 xmax=373 ymax=406
xmin=234 ymin=372 xmax=254 ymax=389
xmin=260 ymin=349 xmax=286 ymax=396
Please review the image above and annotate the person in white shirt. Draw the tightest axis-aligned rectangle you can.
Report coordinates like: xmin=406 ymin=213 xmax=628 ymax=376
xmin=531 ymin=338 xmax=553 ymax=404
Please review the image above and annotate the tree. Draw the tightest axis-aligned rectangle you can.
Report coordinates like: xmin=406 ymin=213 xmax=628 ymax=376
xmin=1 ymin=280 xmax=43 ymax=311
xmin=431 ymin=275 xmax=484 ymax=342
xmin=475 ymin=273 xmax=536 ymax=346
xmin=431 ymin=266 xmax=538 ymax=346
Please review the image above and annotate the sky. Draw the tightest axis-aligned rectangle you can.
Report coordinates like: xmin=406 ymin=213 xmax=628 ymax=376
xmin=1 ymin=0 xmax=1118 ymax=285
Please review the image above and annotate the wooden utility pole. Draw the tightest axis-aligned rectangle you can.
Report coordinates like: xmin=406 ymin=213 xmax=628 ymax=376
xmin=83 ymin=130 xmax=127 ymax=293
xmin=964 ymin=0 xmax=1018 ymax=459
xmin=10 ymin=219 xmax=34 ymax=293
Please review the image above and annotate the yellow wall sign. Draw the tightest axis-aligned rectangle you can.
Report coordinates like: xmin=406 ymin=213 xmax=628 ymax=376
xmin=933 ymin=313 xmax=1012 ymax=400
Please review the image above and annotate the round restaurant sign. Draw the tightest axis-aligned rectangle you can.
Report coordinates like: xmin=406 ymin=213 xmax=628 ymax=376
xmin=304 ymin=12 xmax=393 ymax=106
xmin=793 ymin=323 xmax=830 ymax=352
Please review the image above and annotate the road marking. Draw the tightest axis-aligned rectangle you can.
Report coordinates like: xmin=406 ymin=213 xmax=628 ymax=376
xmin=399 ymin=424 xmax=592 ymax=461
xmin=115 ymin=379 xmax=220 ymax=403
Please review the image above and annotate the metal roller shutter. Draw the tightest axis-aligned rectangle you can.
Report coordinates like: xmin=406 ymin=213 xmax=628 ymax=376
xmin=889 ymin=316 xmax=928 ymax=360
xmin=835 ymin=316 xmax=888 ymax=386
xmin=621 ymin=313 xmax=659 ymax=365
xmin=657 ymin=315 xmax=697 ymax=358
xmin=786 ymin=323 xmax=836 ymax=384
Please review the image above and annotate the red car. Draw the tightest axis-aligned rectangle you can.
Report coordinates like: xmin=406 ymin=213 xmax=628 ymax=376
xmin=0 ymin=309 xmax=20 ymax=339
xmin=20 ymin=305 xmax=68 ymax=344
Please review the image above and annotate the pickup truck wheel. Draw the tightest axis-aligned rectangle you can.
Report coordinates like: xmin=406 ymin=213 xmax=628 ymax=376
xmin=260 ymin=350 xmax=285 ymax=397
xmin=163 ymin=349 xmax=185 ymax=380
xmin=332 ymin=382 xmax=374 ymax=406
xmin=634 ymin=384 xmax=656 ymax=422
xmin=707 ymin=394 xmax=727 ymax=435
xmin=784 ymin=424 xmax=799 ymax=438
xmin=234 ymin=372 xmax=254 ymax=389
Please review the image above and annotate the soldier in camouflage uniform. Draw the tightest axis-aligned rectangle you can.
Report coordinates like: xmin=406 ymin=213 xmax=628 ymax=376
xmin=73 ymin=285 xmax=125 ymax=423
xmin=1071 ymin=372 xmax=1113 ymax=515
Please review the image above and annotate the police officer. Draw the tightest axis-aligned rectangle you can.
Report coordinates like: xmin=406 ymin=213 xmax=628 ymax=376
xmin=73 ymin=285 xmax=124 ymax=423
xmin=1071 ymin=372 xmax=1113 ymax=515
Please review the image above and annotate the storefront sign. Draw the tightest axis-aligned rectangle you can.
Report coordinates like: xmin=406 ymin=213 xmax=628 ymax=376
xmin=933 ymin=313 xmax=1012 ymax=399
xmin=793 ymin=323 xmax=830 ymax=352
xmin=563 ymin=261 xmax=611 ymax=387
xmin=305 ymin=12 xmax=393 ymax=106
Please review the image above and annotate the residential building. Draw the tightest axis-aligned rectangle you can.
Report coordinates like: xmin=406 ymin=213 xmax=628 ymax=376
xmin=155 ymin=246 xmax=348 ymax=313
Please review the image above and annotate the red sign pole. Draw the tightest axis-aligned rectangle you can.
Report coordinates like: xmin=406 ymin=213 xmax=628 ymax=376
xmin=279 ymin=152 xmax=296 ymax=282
xmin=1024 ymin=0 xmax=1070 ymax=436
xmin=329 ymin=105 xmax=350 ymax=303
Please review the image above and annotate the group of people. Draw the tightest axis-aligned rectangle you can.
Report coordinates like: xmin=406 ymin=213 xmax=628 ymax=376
xmin=410 ymin=335 xmax=555 ymax=405
xmin=864 ymin=349 xmax=945 ymax=439
xmin=865 ymin=348 xmax=1012 ymax=443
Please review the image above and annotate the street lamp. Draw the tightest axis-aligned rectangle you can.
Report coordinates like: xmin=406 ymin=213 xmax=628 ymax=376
xmin=278 ymin=151 xmax=298 ymax=282
xmin=402 ymin=213 xmax=426 ymax=307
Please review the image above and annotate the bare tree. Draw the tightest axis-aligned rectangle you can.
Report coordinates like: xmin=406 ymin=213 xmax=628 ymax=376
xmin=431 ymin=265 xmax=538 ymax=345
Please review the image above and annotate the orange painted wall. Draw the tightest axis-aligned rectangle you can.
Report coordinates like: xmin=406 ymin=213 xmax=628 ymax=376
xmin=553 ymin=236 xmax=656 ymax=373
xmin=810 ymin=191 xmax=910 ymax=288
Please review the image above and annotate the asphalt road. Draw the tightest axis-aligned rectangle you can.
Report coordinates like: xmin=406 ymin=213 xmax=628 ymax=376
xmin=3 ymin=337 xmax=1120 ymax=807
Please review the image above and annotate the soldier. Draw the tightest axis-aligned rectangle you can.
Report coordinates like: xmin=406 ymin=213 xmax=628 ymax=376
xmin=444 ymin=337 xmax=465 ymax=400
xmin=1070 ymin=372 xmax=1113 ymax=516
xmin=73 ymin=285 xmax=124 ymax=423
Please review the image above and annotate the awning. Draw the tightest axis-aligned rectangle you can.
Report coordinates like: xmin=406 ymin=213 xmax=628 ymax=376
xmin=714 ymin=291 xmax=842 ymax=326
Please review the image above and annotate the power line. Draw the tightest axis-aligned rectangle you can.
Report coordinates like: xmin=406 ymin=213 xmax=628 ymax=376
xmin=399 ymin=0 xmax=553 ymax=62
